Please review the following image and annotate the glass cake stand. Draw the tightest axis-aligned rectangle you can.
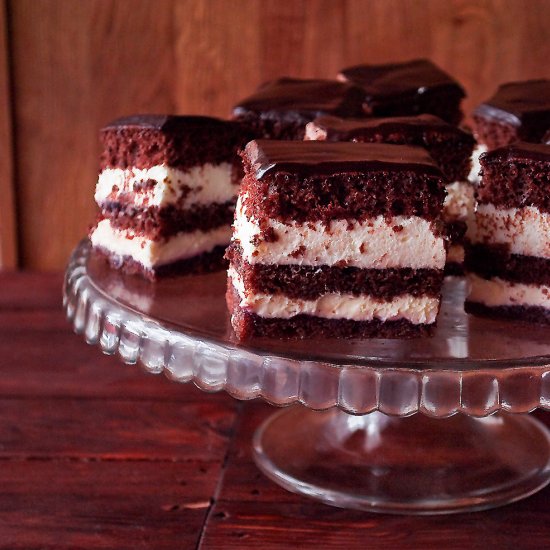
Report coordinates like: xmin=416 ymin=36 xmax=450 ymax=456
xmin=64 ymin=240 xmax=550 ymax=514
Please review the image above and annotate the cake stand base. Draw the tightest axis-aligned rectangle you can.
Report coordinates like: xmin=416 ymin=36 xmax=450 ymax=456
xmin=253 ymin=407 xmax=550 ymax=514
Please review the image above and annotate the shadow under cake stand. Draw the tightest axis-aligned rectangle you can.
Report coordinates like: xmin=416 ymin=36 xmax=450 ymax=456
xmin=64 ymin=240 xmax=550 ymax=514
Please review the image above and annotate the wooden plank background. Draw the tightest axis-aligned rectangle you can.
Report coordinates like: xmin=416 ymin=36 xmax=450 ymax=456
xmin=0 ymin=0 xmax=16 ymax=269
xmin=2 ymin=0 xmax=550 ymax=269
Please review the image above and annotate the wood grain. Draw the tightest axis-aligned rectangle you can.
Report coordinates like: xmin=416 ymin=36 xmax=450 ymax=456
xmin=201 ymin=402 xmax=550 ymax=550
xmin=5 ymin=0 xmax=550 ymax=268
xmin=2 ymin=272 xmax=550 ymax=547
xmin=0 ymin=0 xmax=17 ymax=269
xmin=0 ymin=461 xmax=216 ymax=550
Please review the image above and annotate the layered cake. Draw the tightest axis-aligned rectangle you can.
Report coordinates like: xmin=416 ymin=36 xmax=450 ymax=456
xmin=227 ymin=140 xmax=447 ymax=339
xmin=231 ymin=77 xmax=365 ymax=140
xmin=90 ymin=115 xmax=246 ymax=278
xmin=470 ymin=80 xmax=550 ymax=184
xmin=473 ymin=80 xmax=550 ymax=150
xmin=338 ymin=59 xmax=465 ymax=125
xmin=465 ymin=142 xmax=550 ymax=322
xmin=305 ymin=114 xmax=475 ymax=274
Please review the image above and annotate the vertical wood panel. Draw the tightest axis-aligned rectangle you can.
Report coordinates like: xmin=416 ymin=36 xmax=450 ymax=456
xmin=10 ymin=0 xmax=175 ymax=270
xmin=8 ymin=0 xmax=550 ymax=269
xmin=173 ymin=0 xmax=261 ymax=118
xmin=0 ymin=0 xmax=17 ymax=269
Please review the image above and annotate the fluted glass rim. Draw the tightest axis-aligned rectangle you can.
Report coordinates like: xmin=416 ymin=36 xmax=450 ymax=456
xmin=64 ymin=240 xmax=550 ymax=418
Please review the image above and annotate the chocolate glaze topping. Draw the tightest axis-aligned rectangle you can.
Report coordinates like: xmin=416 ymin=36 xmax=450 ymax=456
xmin=310 ymin=114 xmax=472 ymax=141
xmin=308 ymin=114 xmax=474 ymax=181
xmin=474 ymin=80 xmax=550 ymax=129
xmin=481 ymin=141 xmax=550 ymax=164
xmin=102 ymin=114 xmax=238 ymax=132
xmin=244 ymin=139 xmax=444 ymax=179
xmin=232 ymin=78 xmax=365 ymax=118
xmin=339 ymin=59 xmax=465 ymax=102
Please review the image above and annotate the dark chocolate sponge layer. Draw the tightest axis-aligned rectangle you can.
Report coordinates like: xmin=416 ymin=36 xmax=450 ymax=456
xmin=226 ymin=244 xmax=443 ymax=300
xmin=240 ymin=140 xmax=446 ymax=224
xmin=339 ymin=59 xmax=465 ymax=125
xmin=465 ymin=243 xmax=550 ymax=286
xmin=241 ymin=170 xmax=446 ymax=225
xmin=232 ymin=78 xmax=365 ymax=140
xmin=100 ymin=115 xmax=248 ymax=171
xmin=227 ymin=282 xmax=433 ymax=340
xmin=309 ymin=114 xmax=474 ymax=182
xmin=473 ymin=80 xmax=550 ymax=149
xmin=100 ymin=201 xmax=235 ymax=239
xmin=477 ymin=143 xmax=550 ymax=211
xmin=465 ymin=301 xmax=550 ymax=325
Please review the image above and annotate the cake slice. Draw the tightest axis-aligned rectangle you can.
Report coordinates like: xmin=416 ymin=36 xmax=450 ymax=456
xmin=305 ymin=114 xmax=475 ymax=274
xmin=90 ymin=115 xmax=246 ymax=278
xmin=470 ymin=80 xmax=550 ymax=184
xmin=227 ymin=140 xmax=447 ymax=339
xmin=465 ymin=142 xmax=550 ymax=323
xmin=338 ymin=59 xmax=465 ymax=125
xmin=231 ymin=77 xmax=365 ymax=140
xmin=473 ymin=80 xmax=550 ymax=150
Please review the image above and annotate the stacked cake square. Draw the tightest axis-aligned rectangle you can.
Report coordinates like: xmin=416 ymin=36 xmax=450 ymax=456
xmin=226 ymin=140 xmax=447 ymax=339
xmin=465 ymin=143 xmax=550 ymax=322
xmin=90 ymin=115 xmax=245 ymax=278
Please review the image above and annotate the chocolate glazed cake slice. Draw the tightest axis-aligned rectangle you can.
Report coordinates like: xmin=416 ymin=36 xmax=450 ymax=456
xmin=465 ymin=143 xmax=550 ymax=323
xmin=305 ymin=114 xmax=475 ymax=275
xmin=90 ymin=115 xmax=247 ymax=278
xmin=231 ymin=78 xmax=365 ymax=140
xmin=227 ymin=140 xmax=447 ymax=339
xmin=338 ymin=59 xmax=465 ymax=126
xmin=469 ymin=80 xmax=550 ymax=184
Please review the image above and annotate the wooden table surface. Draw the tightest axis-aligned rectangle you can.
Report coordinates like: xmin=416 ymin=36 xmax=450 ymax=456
xmin=2 ymin=271 xmax=550 ymax=550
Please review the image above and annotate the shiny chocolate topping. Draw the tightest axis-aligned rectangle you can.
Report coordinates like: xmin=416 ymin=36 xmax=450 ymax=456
xmin=244 ymin=139 xmax=444 ymax=179
xmin=481 ymin=141 xmax=550 ymax=165
xmin=309 ymin=114 xmax=471 ymax=141
xmin=474 ymin=80 xmax=550 ymax=128
xmin=102 ymin=114 xmax=238 ymax=132
xmin=339 ymin=59 xmax=465 ymax=102
xmin=232 ymin=78 xmax=365 ymax=118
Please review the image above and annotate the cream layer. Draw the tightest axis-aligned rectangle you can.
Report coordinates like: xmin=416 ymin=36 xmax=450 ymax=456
xmin=468 ymin=144 xmax=487 ymax=185
xmin=467 ymin=274 xmax=550 ymax=309
xmin=91 ymin=219 xmax=231 ymax=269
xmin=443 ymin=181 xmax=474 ymax=221
xmin=234 ymin=197 xmax=446 ymax=269
xmin=229 ymin=269 xmax=439 ymax=324
xmin=95 ymin=163 xmax=236 ymax=208
xmin=467 ymin=204 xmax=550 ymax=259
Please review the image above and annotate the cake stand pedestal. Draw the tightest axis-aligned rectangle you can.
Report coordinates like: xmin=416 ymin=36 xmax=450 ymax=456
xmin=64 ymin=241 xmax=550 ymax=514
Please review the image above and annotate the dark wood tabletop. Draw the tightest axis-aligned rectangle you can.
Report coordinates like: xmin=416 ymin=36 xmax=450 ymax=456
xmin=1 ymin=271 xmax=550 ymax=550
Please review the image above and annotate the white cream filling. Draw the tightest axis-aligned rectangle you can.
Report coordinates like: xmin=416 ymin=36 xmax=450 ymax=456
xmin=443 ymin=181 xmax=474 ymax=221
xmin=233 ymin=197 xmax=446 ymax=269
xmin=468 ymin=144 xmax=487 ymax=185
xmin=229 ymin=268 xmax=439 ymax=324
xmin=468 ymin=204 xmax=550 ymax=259
xmin=467 ymin=274 xmax=550 ymax=309
xmin=91 ymin=219 xmax=231 ymax=269
xmin=95 ymin=163 xmax=236 ymax=208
